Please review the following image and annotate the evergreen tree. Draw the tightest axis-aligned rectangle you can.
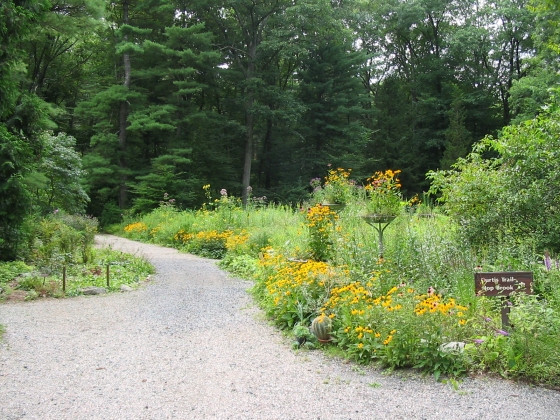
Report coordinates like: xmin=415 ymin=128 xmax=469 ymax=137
xmin=0 ymin=0 xmax=51 ymax=260
xmin=297 ymin=39 xmax=371 ymax=179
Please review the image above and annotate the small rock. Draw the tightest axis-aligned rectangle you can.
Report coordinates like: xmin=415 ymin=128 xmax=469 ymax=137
xmin=81 ymin=286 xmax=107 ymax=295
xmin=439 ymin=341 xmax=466 ymax=353
xmin=120 ymin=285 xmax=133 ymax=292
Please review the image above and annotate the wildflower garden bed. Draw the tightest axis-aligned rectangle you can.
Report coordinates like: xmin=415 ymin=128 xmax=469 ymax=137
xmin=117 ymin=180 xmax=560 ymax=388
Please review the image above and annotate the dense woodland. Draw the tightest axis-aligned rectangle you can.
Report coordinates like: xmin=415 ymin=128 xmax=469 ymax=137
xmin=1 ymin=0 xmax=560 ymax=258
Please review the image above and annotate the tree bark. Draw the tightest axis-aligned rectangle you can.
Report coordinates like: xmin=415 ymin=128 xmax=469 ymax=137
xmin=118 ymin=0 xmax=131 ymax=209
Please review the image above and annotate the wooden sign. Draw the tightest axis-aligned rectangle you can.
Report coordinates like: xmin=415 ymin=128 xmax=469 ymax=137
xmin=474 ymin=272 xmax=533 ymax=297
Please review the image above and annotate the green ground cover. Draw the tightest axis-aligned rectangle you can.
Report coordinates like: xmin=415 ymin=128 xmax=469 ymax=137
xmin=0 ymin=214 xmax=154 ymax=301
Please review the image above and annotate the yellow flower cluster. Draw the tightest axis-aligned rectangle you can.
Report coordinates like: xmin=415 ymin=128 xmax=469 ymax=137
xmin=306 ymin=204 xmax=337 ymax=228
xmin=365 ymin=169 xmax=402 ymax=194
xmin=414 ymin=293 xmax=468 ymax=325
xmin=173 ymin=229 xmax=248 ymax=249
xmin=124 ymin=222 xmax=148 ymax=233
xmin=175 ymin=229 xmax=221 ymax=244
xmin=226 ymin=230 xmax=249 ymax=251
xmin=324 ymin=279 xmax=409 ymax=314
xmin=258 ymin=250 xmax=334 ymax=310
xmin=173 ymin=229 xmax=192 ymax=243
xmin=268 ymin=260 xmax=333 ymax=306
xmin=324 ymin=167 xmax=352 ymax=187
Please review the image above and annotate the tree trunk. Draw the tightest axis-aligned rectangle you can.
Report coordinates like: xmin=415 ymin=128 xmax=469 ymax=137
xmin=241 ymin=40 xmax=257 ymax=207
xmin=118 ymin=0 xmax=131 ymax=209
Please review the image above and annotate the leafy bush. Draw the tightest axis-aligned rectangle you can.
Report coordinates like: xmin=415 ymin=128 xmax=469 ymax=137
xmin=429 ymin=97 xmax=560 ymax=253
xmin=26 ymin=213 xmax=98 ymax=270
xmin=0 ymin=261 xmax=32 ymax=284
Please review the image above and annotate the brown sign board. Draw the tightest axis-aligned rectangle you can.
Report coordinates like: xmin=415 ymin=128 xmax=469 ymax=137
xmin=474 ymin=272 xmax=533 ymax=297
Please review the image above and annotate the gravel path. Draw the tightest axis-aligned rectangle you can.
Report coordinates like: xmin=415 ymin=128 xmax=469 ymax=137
xmin=1 ymin=235 xmax=558 ymax=419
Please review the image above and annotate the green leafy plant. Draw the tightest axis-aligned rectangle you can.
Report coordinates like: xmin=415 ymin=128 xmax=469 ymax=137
xmin=311 ymin=167 xmax=355 ymax=205
xmin=292 ymin=323 xmax=317 ymax=349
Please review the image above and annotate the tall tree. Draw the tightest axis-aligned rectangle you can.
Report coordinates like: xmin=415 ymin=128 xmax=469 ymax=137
xmin=198 ymin=0 xmax=299 ymax=205
xmin=1 ymin=0 xmax=51 ymax=260
xmin=297 ymin=38 xmax=371 ymax=177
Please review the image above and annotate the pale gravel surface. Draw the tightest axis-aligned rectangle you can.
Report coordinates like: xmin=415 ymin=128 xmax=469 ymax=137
xmin=1 ymin=235 xmax=558 ymax=420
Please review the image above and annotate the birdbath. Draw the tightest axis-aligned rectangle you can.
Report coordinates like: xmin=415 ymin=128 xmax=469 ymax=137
xmin=361 ymin=214 xmax=397 ymax=258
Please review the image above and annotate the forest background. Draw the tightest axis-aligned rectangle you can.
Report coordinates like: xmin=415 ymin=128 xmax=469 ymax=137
xmin=1 ymin=0 xmax=560 ymax=259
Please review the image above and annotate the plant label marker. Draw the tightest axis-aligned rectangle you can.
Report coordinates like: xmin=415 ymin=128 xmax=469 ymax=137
xmin=474 ymin=271 xmax=533 ymax=328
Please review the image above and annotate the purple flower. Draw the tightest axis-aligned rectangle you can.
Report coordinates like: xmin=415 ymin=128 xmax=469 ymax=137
xmin=495 ymin=329 xmax=509 ymax=336
xmin=310 ymin=177 xmax=321 ymax=188
xmin=484 ymin=317 xmax=492 ymax=322
xmin=474 ymin=339 xmax=485 ymax=345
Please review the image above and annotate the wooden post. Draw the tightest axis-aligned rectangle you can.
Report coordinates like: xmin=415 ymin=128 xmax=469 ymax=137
xmin=106 ymin=264 xmax=110 ymax=288
xmin=62 ymin=266 xmax=66 ymax=293
xmin=501 ymin=298 xmax=511 ymax=329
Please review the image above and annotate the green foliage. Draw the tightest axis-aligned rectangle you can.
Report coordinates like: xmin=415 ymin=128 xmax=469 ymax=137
xmin=291 ymin=323 xmax=318 ymax=350
xmin=26 ymin=131 xmax=89 ymax=214
xmin=25 ymin=213 xmax=98 ymax=270
xmin=218 ymin=254 xmax=259 ymax=279
xmin=131 ymin=150 xmax=199 ymax=213
xmin=0 ymin=0 xmax=50 ymax=118
xmin=0 ymin=127 xmax=32 ymax=260
xmin=429 ymin=96 xmax=560 ymax=253
xmin=0 ymin=261 xmax=32 ymax=284
xmin=0 ymin=247 xmax=154 ymax=300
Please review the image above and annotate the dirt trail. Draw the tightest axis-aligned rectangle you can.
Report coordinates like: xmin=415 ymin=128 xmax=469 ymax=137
xmin=0 ymin=235 xmax=558 ymax=419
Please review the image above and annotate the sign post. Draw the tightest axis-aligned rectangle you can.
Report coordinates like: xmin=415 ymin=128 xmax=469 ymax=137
xmin=474 ymin=271 xmax=533 ymax=328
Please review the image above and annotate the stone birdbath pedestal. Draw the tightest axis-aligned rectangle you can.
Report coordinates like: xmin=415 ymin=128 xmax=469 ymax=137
xmin=361 ymin=214 xmax=397 ymax=259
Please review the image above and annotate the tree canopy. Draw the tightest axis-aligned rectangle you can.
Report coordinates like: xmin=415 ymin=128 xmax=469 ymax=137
xmin=1 ymin=0 xmax=560 ymax=258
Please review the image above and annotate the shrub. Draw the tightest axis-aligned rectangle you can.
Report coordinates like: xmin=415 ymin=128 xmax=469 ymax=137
xmin=429 ymin=99 xmax=560 ymax=253
xmin=0 ymin=261 xmax=32 ymax=284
